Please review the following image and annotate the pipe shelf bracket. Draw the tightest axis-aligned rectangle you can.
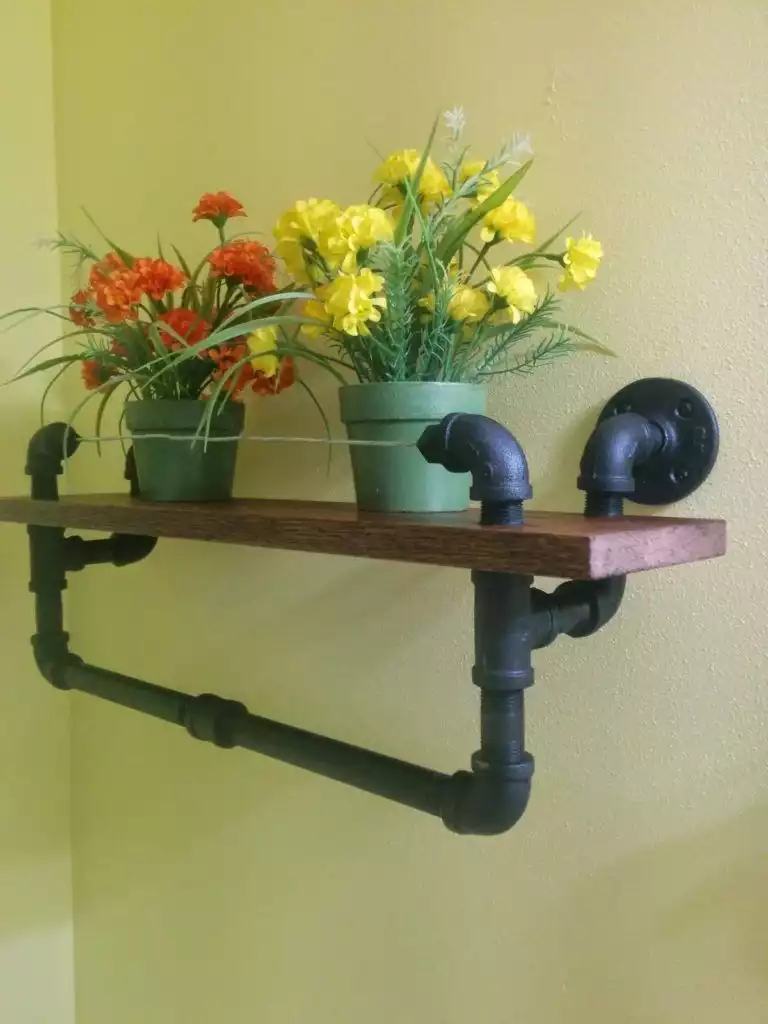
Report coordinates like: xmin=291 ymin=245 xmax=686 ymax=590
xmin=23 ymin=377 xmax=719 ymax=836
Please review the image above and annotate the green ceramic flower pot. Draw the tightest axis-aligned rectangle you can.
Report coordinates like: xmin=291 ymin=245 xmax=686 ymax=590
xmin=125 ymin=399 xmax=244 ymax=502
xmin=339 ymin=382 xmax=487 ymax=513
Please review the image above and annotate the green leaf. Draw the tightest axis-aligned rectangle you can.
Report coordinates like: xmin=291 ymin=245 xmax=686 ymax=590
xmin=193 ymin=313 xmax=320 ymax=351
xmin=6 ymin=353 xmax=84 ymax=384
xmin=394 ymin=115 xmax=440 ymax=246
xmin=39 ymin=363 xmax=73 ymax=425
xmin=13 ymin=327 xmax=110 ymax=376
xmin=0 ymin=305 xmax=72 ymax=332
xmin=542 ymin=320 xmax=616 ymax=356
xmin=532 ymin=212 xmax=581 ymax=255
xmin=200 ymin=276 xmax=217 ymax=321
xmin=276 ymin=338 xmax=349 ymax=385
xmin=297 ymin=377 xmax=333 ymax=475
xmin=93 ymin=382 xmax=121 ymax=454
xmin=170 ymin=244 xmax=193 ymax=279
xmin=81 ymin=207 xmax=135 ymax=266
xmin=437 ymin=159 xmax=533 ymax=263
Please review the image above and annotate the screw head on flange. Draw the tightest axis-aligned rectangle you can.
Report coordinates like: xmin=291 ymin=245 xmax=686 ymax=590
xmin=597 ymin=378 xmax=719 ymax=505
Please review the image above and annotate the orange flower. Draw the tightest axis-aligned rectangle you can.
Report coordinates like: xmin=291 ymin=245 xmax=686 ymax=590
xmin=156 ymin=308 xmax=210 ymax=350
xmin=134 ymin=258 xmax=187 ymax=300
xmin=192 ymin=191 xmax=246 ymax=224
xmin=81 ymin=359 xmax=111 ymax=391
xmin=208 ymin=341 xmax=253 ymax=396
xmin=69 ymin=289 xmax=94 ymax=327
xmin=207 ymin=343 xmax=294 ymax=398
xmin=208 ymin=240 xmax=276 ymax=294
xmin=99 ymin=251 xmax=128 ymax=272
xmin=251 ymin=356 xmax=295 ymax=396
xmin=89 ymin=253 xmax=142 ymax=324
xmin=90 ymin=270 xmax=143 ymax=323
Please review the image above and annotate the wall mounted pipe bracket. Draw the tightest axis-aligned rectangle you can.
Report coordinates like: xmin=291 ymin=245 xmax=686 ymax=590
xmin=23 ymin=380 xmax=719 ymax=837
xmin=578 ymin=377 xmax=719 ymax=515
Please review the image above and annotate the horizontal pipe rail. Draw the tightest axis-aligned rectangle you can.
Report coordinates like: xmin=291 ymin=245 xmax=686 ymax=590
xmin=64 ymin=660 xmax=451 ymax=819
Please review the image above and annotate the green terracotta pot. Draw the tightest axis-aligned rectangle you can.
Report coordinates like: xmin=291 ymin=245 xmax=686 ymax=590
xmin=125 ymin=400 xmax=244 ymax=502
xmin=339 ymin=382 xmax=487 ymax=513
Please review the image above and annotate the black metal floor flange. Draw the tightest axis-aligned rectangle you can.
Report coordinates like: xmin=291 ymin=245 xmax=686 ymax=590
xmin=594 ymin=377 xmax=719 ymax=505
xmin=22 ymin=381 xmax=719 ymax=837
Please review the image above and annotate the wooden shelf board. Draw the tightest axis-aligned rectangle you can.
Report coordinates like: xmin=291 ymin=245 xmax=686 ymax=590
xmin=0 ymin=494 xmax=725 ymax=579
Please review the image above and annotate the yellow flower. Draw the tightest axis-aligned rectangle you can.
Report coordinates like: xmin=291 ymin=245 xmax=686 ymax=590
xmin=301 ymin=298 xmax=331 ymax=339
xmin=274 ymin=198 xmax=341 ymax=283
xmin=418 ymin=292 xmax=436 ymax=315
xmin=318 ymin=205 xmax=395 ymax=273
xmin=375 ymin=149 xmax=451 ymax=207
xmin=558 ymin=234 xmax=604 ymax=291
xmin=376 ymin=148 xmax=420 ymax=183
xmin=486 ymin=266 xmax=537 ymax=324
xmin=319 ymin=268 xmax=386 ymax=337
xmin=247 ymin=325 xmax=279 ymax=377
xmin=448 ymin=285 xmax=490 ymax=323
xmin=480 ymin=198 xmax=536 ymax=245
xmin=459 ymin=159 xmax=501 ymax=201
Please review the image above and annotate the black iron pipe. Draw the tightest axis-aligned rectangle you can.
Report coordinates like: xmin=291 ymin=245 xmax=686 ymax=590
xmin=65 ymin=533 xmax=158 ymax=570
xmin=231 ymin=712 xmax=450 ymax=816
xmin=531 ymin=576 xmax=626 ymax=649
xmin=479 ymin=690 xmax=524 ymax=765
xmin=59 ymin=652 xmax=533 ymax=833
xmin=65 ymin=661 xmax=188 ymax=725
xmin=30 ymin=553 xmax=531 ymax=834
xmin=26 ymin=422 xmax=81 ymax=499
xmin=578 ymin=412 xmax=663 ymax=516
xmin=441 ymin=769 xmax=531 ymax=836
xmin=23 ymin=418 xmax=544 ymax=836
xmin=417 ymin=413 xmax=532 ymax=523
xmin=472 ymin=571 xmax=534 ymax=693
xmin=61 ymin=661 xmax=451 ymax=818
xmin=460 ymin=571 xmax=535 ymax=835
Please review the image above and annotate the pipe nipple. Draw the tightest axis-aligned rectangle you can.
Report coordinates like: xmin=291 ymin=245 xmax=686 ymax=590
xmin=584 ymin=492 xmax=624 ymax=518
xmin=480 ymin=500 xmax=524 ymax=526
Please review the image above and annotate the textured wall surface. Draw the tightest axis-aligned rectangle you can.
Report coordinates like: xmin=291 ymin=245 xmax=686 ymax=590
xmin=51 ymin=1 xmax=767 ymax=1021
xmin=0 ymin=4 xmax=75 ymax=1022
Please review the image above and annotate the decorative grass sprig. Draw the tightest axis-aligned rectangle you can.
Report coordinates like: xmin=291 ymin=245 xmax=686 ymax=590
xmin=212 ymin=109 xmax=612 ymax=390
xmin=2 ymin=192 xmax=315 ymax=441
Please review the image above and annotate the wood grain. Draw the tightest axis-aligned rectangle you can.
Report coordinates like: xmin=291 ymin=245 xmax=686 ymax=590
xmin=0 ymin=494 xmax=726 ymax=579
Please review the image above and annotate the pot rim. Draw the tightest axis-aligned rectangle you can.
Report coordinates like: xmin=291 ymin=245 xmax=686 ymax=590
xmin=125 ymin=397 xmax=244 ymax=433
xmin=339 ymin=380 xmax=486 ymax=424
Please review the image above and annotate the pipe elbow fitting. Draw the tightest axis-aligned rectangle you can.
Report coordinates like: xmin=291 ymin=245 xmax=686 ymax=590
xmin=31 ymin=634 xmax=79 ymax=690
xmin=418 ymin=413 xmax=532 ymax=504
xmin=26 ymin=422 xmax=81 ymax=478
xmin=556 ymin=576 xmax=626 ymax=638
xmin=442 ymin=763 xmax=533 ymax=836
xmin=109 ymin=534 xmax=158 ymax=566
xmin=532 ymin=576 xmax=626 ymax=648
xmin=578 ymin=412 xmax=662 ymax=496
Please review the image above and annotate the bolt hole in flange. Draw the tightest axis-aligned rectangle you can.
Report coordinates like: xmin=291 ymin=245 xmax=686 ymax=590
xmin=598 ymin=378 xmax=719 ymax=505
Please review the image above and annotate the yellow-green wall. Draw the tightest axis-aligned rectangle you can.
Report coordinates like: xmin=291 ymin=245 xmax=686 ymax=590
xmin=0 ymin=4 xmax=74 ymax=1022
xmin=49 ymin=2 xmax=767 ymax=1022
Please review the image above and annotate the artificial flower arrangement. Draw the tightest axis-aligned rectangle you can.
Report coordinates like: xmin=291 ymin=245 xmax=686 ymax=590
xmin=4 ymin=192 xmax=308 ymax=500
xmin=200 ymin=108 xmax=607 ymax=512
xmin=5 ymin=111 xmax=608 ymax=511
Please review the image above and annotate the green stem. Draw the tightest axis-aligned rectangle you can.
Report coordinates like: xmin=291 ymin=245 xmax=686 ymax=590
xmin=465 ymin=242 xmax=496 ymax=283
xmin=467 ymin=242 xmax=492 ymax=281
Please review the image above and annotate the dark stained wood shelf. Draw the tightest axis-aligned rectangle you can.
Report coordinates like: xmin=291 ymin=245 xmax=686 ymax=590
xmin=0 ymin=494 xmax=726 ymax=579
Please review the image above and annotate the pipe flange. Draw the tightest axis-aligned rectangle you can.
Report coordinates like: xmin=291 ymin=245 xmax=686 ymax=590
xmin=597 ymin=378 xmax=719 ymax=505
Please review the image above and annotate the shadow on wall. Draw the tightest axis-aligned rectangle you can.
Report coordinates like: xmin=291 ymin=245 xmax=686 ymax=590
xmin=0 ymin=405 xmax=72 ymax=946
xmin=528 ymin=804 xmax=768 ymax=1021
